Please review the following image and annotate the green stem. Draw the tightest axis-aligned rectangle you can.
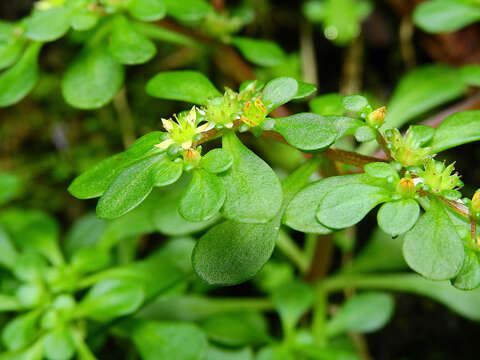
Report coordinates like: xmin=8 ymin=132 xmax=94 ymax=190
xmin=312 ymin=284 xmax=328 ymax=347
xmin=276 ymin=230 xmax=310 ymax=274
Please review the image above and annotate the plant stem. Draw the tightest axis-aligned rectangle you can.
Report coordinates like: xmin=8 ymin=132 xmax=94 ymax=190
xmin=113 ymin=88 xmax=136 ymax=149
xmin=312 ymin=284 xmax=328 ymax=347
xmin=277 ymin=230 xmax=310 ymax=274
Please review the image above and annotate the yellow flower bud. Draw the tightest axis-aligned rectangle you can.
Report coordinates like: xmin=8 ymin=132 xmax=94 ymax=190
xmin=397 ymin=178 xmax=416 ymax=198
xmin=367 ymin=106 xmax=386 ymax=128
xmin=472 ymin=191 xmax=480 ymax=213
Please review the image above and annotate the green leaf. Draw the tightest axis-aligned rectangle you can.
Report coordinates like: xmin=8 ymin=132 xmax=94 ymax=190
xmin=413 ymin=0 xmax=480 ymax=33
xmin=192 ymin=219 xmax=278 ymax=285
xmin=452 ymin=247 xmax=480 ymax=291
xmin=76 ymin=279 xmax=145 ymax=321
xmin=127 ymin=0 xmax=167 ymax=21
xmin=257 ymin=346 xmax=295 ymax=360
xmin=354 ymin=125 xmax=376 ymax=142
xmin=363 ymin=162 xmax=398 ymax=180
xmin=206 ymin=346 xmax=253 ymax=360
xmin=154 ymin=159 xmax=183 ymax=186
xmin=262 ymin=77 xmax=298 ymax=110
xmin=409 ymin=124 xmax=436 ymax=146
xmin=71 ymin=246 xmax=111 ymax=274
xmin=271 ymin=280 xmax=314 ymax=335
xmin=0 ymin=294 xmax=22 ymax=312
xmin=431 ymin=110 xmax=480 ymax=153
xmin=70 ymin=9 xmax=98 ymax=31
xmin=309 ymin=93 xmax=345 ymax=116
xmin=179 ymin=170 xmax=225 ymax=222
xmin=0 ymin=172 xmax=22 ymax=205
xmin=326 ymin=292 xmax=394 ymax=337
xmin=317 ymin=183 xmax=391 ymax=229
xmin=403 ymin=197 xmax=464 ymax=280
xmin=0 ymin=36 xmax=24 ymax=71
xmin=384 ymin=65 xmax=466 ymax=129
xmin=201 ymin=312 xmax=270 ymax=347
xmin=342 ymin=95 xmax=369 ymax=113
xmin=332 ymin=116 xmax=364 ymax=139
xmin=0 ymin=225 xmax=17 ymax=269
xmin=0 ymin=42 xmax=41 ymax=107
xmin=26 ymin=8 xmax=71 ymax=42
xmin=377 ymin=199 xmax=420 ymax=237
xmin=64 ymin=213 xmax=105 ymax=257
xmin=303 ymin=0 xmax=325 ymax=23
xmin=162 ymin=0 xmax=212 ymax=22
xmin=201 ymin=149 xmax=233 ymax=174
xmin=61 ymin=46 xmax=124 ymax=109
xmin=2 ymin=310 xmax=40 ymax=351
xmin=273 ymin=113 xmax=337 ymax=151
xmin=109 ymin=16 xmax=156 ymax=65
xmin=293 ymin=81 xmax=317 ymax=100
xmin=43 ymin=327 xmax=75 ymax=360
xmin=133 ymin=321 xmax=208 ymax=360
xmin=232 ymin=37 xmax=286 ymax=67
xmin=323 ymin=0 xmax=362 ymax=45
xmin=96 ymin=154 xmax=165 ymax=219
xmin=284 ymin=175 xmax=369 ymax=234
xmin=147 ymin=70 xmax=220 ymax=105
xmin=221 ymin=132 xmax=282 ymax=223
xmin=460 ymin=64 xmax=480 ymax=87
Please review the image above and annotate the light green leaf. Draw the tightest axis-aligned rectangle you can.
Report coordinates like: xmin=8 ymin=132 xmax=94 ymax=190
xmin=147 ymin=70 xmax=220 ymax=105
xmin=460 ymin=64 xmax=480 ymax=87
xmin=364 ymin=162 xmax=398 ymax=180
xmin=293 ymin=81 xmax=317 ymax=100
xmin=413 ymin=0 xmax=480 ymax=33
xmin=162 ymin=0 xmax=212 ymax=22
xmin=232 ymin=37 xmax=286 ymax=67
xmin=317 ymin=183 xmax=391 ymax=229
xmin=179 ymin=170 xmax=225 ymax=222
xmin=0 ymin=42 xmax=41 ymax=107
xmin=303 ymin=0 xmax=325 ymax=23
xmin=71 ymin=246 xmax=111 ymax=274
xmin=384 ymin=65 xmax=466 ymax=129
xmin=192 ymin=219 xmax=278 ymax=285
xmin=332 ymin=116 xmax=364 ymax=139
xmin=0 ymin=172 xmax=22 ymax=205
xmin=273 ymin=113 xmax=337 ymax=151
xmin=309 ymin=93 xmax=344 ymax=116
xmin=2 ymin=310 xmax=40 ymax=351
xmin=62 ymin=46 xmax=124 ymax=109
xmin=0 ymin=294 xmax=22 ymax=312
xmin=377 ymin=199 xmax=420 ymax=237
xmin=221 ymin=132 xmax=282 ymax=223
xmin=0 ymin=225 xmax=18 ymax=269
xmin=354 ymin=125 xmax=376 ymax=142
xmin=431 ymin=110 xmax=480 ymax=153
xmin=70 ymin=9 xmax=98 ymax=31
xmin=323 ymin=0 xmax=362 ymax=45
xmin=342 ymin=94 xmax=369 ymax=113
xmin=403 ymin=197 xmax=464 ymax=280
xmin=0 ymin=36 xmax=24 ymax=71
xmin=43 ymin=327 xmax=75 ymax=360
xmin=26 ymin=8 xmax=71 ymax=42
xmin=326 ymin=292 xmax=394 ymax=337
xmin=133 ymin=321 xmax=208 ymax=360
xmin=206 ymin=346 xmax=253 ymax=360
xmin=64 ymin=213 xmax=106 ymax=257
xmin=154 ymin=159 xmax=183 ymax=186
xmin=96 ymin=154 xmax=164 ymax=219
xmin=127 ymin=0 xmax=167 ymax=21
xmin=452 ymin=247 xmax=480 ymax=291
xmin=262 ymin=77 xmax=298 ymax=110
xmin=109 ymin=16 xmax=156 ymax=65
xmin=201 ymin=149 xmax=233 ymax=174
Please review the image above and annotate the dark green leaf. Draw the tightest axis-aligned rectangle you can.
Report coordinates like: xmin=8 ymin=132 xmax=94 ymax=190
xmin=201 ymin=148 xmax=233 ymax=174
xmin=221 ymin=132 xmax=282 ymax=223
xmin=403 ymin=198 xmax=464 ymax=280
xmin=179 ymin=169 xmax=225 ymax=222
xmin=127 ymin=0 xmax=167 ymax=21
xmin=262 ymin=77 xmax=298 ymax=110
xmin=62 ymin=47 xmax=124 ymax=109
xmin=0 ymin=42 xmax=41 ymax=107
xmin=273 ymin=113 xmax=337 ymax=151
xmin=192 ymin=219 xmax=278 ymax=285
xmin=431 ymin=110 xmax=480 ymax=153
xmin=452 ymin=247 xmax=480 ymax=291
xmin=64 ymin=213 xmax=105 ymax=257
xmin=26 ymin=8 xmax=71 ymax=42
xmin=232 ymin=37 xmax=286 ymax=67
xmin=147 ymin=70 xmax=220 ymax=105
xmin=377 ymin=199 xmax=420 ymax=236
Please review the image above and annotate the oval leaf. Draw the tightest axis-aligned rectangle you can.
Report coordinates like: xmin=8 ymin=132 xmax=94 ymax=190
xmin=127 ymin=0 xmax=167 ymax=21
xmin=232 ymin=37 xmax=286 ymax=67
xmin=377 ymin=199 xmax=420 ymax=237
xmin=431 ymin=110 xmax=480 ymax=153
xmin=201 ymin=148 xmax=233 ymax=174
xmin=262 ymin=77 xmax=298 ymax=110
xmin=452 ymin=247 xmax=480 ymax=291
xmin=26 ymin=8 xmax=71 ymax=42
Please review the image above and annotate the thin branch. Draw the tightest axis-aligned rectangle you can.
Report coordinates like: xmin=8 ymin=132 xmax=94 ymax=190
xmin=300 ymin=21 xmax=318 ymax=87
xmin=113 ymin=89 xmax=136 ymax=149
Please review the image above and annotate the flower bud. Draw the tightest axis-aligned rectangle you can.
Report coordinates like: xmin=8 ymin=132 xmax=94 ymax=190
xmin=396 ymin=177 xmax=416 ymax=198
xmin=183 ymin=148 xmax=201 ymax=164
xmin=471 ymin=190 xmax=480 ymax=213
xmin=367 ymin=106 xmax=386 ymax=128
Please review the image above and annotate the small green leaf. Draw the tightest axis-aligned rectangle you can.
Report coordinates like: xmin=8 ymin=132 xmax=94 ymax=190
xmin=460 ymin=64 xmax=480 ymax=87
xmin=342 ymin=94 xmax=369 ymax=113
xmin=76 ymin=279 xmax=145 ymax=321
xmin=309 ymin=93 xmax=345 ymax=115
xmin=26 ymin=8 xmax=71 ymax=42
xmin=2 ymin=310 xmax=40 ymax=351
xmin=127 ymin=0 xmax=167 ymax=21
xmin=0 ymin=225 xmax=18 ymax=269
xmin=232 ymin=37 xmax=286 ymax=67
xmin=133 ymin=321 xmax=208 ymax=360
xmin=201 ymin=149 xmax=233 ymax=174
xmin=326 ymin=292 xmax=394 ymax=337
xmin=192 ymin=219 xmax=278 ymax=285
xmin=273 ymin=113 xmax=337 ymax=151
xmin=403 ymin=197 xmax=464 ymax=280
xmin=0 ymin=294 xmax=21 ymax=312
xmin=354 ymin=125 xmax=376 ymax=142
xmin=293 ymin=81 xmax=317 ymax=100
xmin=70 ymin=9 xmax=98 ymax=31
xmin=71 ymin=246 xmax=111 ymax=274
xmin=0 ymin=37 xmax=24 ymax=71
xmin=364 ymin=162 xmax=398 ymax=180
xmin=0 ymin=172 xmax=22 ymax=205
xmin=413 ymin=0 xmax=480 ymax=34
xmin=0 ymin=42 xmax=41 ymax=107
xmin=179 ymin=170 xmax=225 ymax=222
xmin=271 ymin=280 xmax=314 ymax=335
xmin=154 ymin=159 xmax=183 ymax=186
xmin=452 ymin=247 xmax=480 ymax=291
xmin=44 ymin=327 xmax=75 ymax=360
xmin=147 ymin=70 xmax=220 ymax=106
xmin=317 ymin=183 xmax=391 ymax=229
xmin=322 ymin=0 xmax=363 ymax=45
xmin=162 ymin=0 xmax=212 ymax=22
xmin=206 ymin=346 xmax=253 ymax=360
xmin=109 ymin=16 xmax=156 ymax=65
xmin=303 ymin=1 xmax=325 ymax=23
xmin=409 ymin=124 xmax=436 ymax=146
xmin=61 ymin=47 xmax=124 ymax=109
xmin=332 ymin=116 xmax=364 ymax=139
xmin=221 ymin=132 xmax=282 ymax=223
xmin=431 ymin=110 xmax=480 ymax=153
xmin=262 ymin=77 xmax=298 ymax=110
xmin=377 ymin=199 xmax=420 ymax=236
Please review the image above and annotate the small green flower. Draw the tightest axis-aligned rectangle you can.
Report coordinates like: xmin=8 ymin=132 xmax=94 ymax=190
xmin=418 ymin=158 xmax=462 ymax=193
xmin=205 ymin=89 xmax=242 ymax=128
xmin=386 ymin=127 xmax=432 ymax=167
xmin=240 ymin=97 xmax=268 ymax=127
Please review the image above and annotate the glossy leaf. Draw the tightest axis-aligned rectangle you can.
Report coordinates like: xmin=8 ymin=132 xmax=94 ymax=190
xmin=293 ymin=81 xmax=317 ymax=100
xmin=201 ymin=149 xmax=233 ymax=174
xmin=317 ymin=183 xmax=391 ymax=229
xmin=273 ymin=113 xmax=337 ymax=151
xmin=127 ymin=0 xmax=167 ymax=21
xmin=403 ymin=198 xmax=464 ymax=280
xmin=154 ymin=159 xmax=183 ymax=186
xmin=62 ymin=47 xmax=124 ymax=109
xmin=452 ymin=247 xmax=480 ymax=291
xmin=221 ymin=132 xmax=282 ymax=223
xmin=109 ymin=16 xmax=156 ymax=65
xmin=179 ymin=170 xmax=225 ymax=222
xmin=0 ymin=42 xmax=41 ymax=107
xmin=431 ymin=110 xmax=480 ymax=153
xmin=26 ymin=8 xmax=71 ymax=42
xmin=232 ymin=37 xmax=286 ymax=67
xmin=262 ymin=77 xmax=298 ymax=110
xmin=147 ymin=70 xmax=220 ymax=105
xmin=192 ymin=219 xmax=278 ymax=285
xmin=326 ymin=292 xmax=394 ymax=337
xmin=377 ymin=199 xmax=420 ymax=236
